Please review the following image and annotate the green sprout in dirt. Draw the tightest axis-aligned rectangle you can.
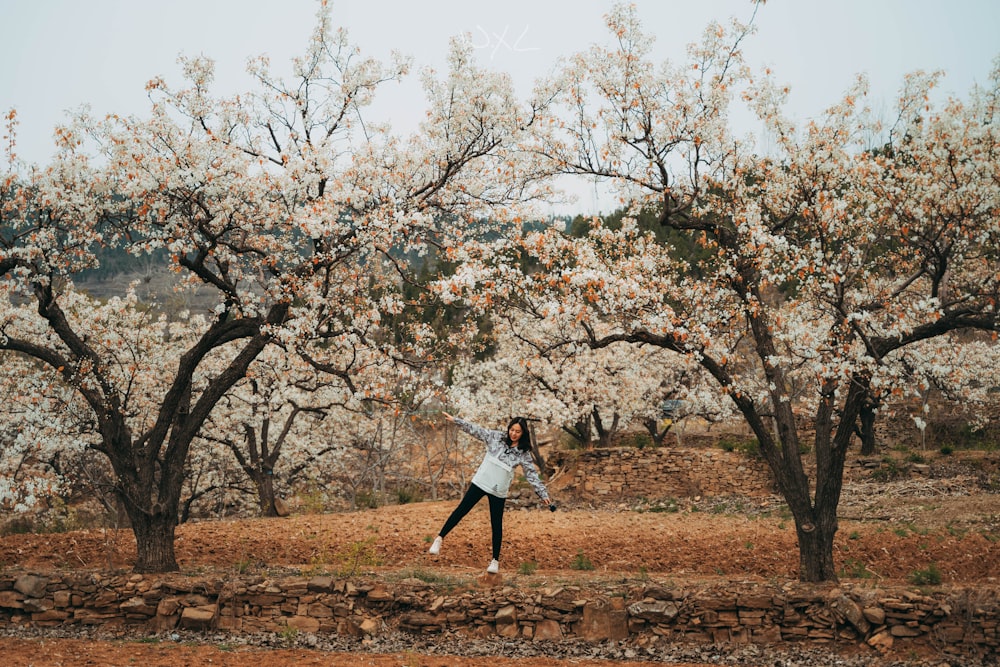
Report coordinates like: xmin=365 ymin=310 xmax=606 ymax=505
xmin=571 ymin=550 xmax=594 ymax=571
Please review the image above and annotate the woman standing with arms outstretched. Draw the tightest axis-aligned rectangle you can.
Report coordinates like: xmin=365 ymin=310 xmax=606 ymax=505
xmin=429 ymin=412 xmax=554 ymax=574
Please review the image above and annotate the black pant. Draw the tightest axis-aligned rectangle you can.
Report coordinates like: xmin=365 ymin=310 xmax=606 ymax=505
xmin=438 ymin=483 xmax=506 ymax=560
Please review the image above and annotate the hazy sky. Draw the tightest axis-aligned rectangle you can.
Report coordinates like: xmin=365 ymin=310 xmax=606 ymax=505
xmin=2 ymin=0 xmax=999 ymax=211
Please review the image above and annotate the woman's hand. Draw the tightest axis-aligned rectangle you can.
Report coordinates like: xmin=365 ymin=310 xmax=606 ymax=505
xmin=442 ymin=411 xmax=456 ymax=423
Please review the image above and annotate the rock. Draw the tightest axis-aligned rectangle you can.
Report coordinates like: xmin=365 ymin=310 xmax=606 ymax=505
xmin=533 ymin=619 xmax=562 ymax=641
xmin=863 ymin=606 xmax=885 ymax=625
xmin=307 ymin=576 xmax=333 ymax=592
xmin=890 ymin=624 xmax=924 ymax=638
xmin=494 ymin=604 xmax=518 ymax=625
xmin=476 ymin=573 xmax=503 ymax=588
xmin=497 ymin=622 xmax=519 ymax=638
xmin=627 ymin=599 xmax=679 ymax=622
xmin=579 ymin=600 xmax=628 ymax=641
xmin=157 ymin=598 xmax=181 ymax=616
xmin=21 ymin=597 xmax=52 ymax=613
xmin=359 ymin=617 xmax=380 ymax=635
xmin=829 ymin=593 xmax=870 ymax=633
xmin=0 ymin=591 xmax=25 ymax=609
xmin=868 ymin=629 xmax=895 ymax=653
xmin=179 ymin=605 xmax=217 ymax=630
xmin=120 ymin=597 xmax=157 ymax=617
xmin=366 ymin=585 xmax=393 ymax=602
xmin=14 ymin=575 xmax=48 ymax=599
xmin=286 ymin=615 xmax=320 ymax=633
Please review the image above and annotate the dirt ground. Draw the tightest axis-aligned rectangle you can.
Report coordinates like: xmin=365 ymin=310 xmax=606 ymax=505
xmin=0 ymin=637 xmax=684 ymax=667
xmin=2 ymin=474 xmax=999 ymax=666
xmin=3 ymin=487 xmax=998 ymax=582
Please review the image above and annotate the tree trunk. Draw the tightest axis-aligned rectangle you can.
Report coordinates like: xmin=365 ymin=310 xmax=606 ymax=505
xmin=723 ymin=360 xmax=845 ymax=583
xmin=127 ymin=507 xmax=179 ymax=573
xmin=254 ymin=469 xmax=279 ymax=517
xmin=859 ymin=397 xmax=878 ymax=456
xmin=642 ymin=417 xmax=670 ymax=447
xmin=592 ymin=407 xmax=619 ymax=448
xmin=526 ymin=423 xmax=547 ymax=478
xmin=795 ymin=515 xmax=839 ymax=582
xmin=562 ymin=415 xmax=592 ymax=449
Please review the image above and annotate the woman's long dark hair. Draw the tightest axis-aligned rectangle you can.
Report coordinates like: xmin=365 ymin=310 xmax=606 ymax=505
xmin=505 ymin=417 xmax=532 ymax=452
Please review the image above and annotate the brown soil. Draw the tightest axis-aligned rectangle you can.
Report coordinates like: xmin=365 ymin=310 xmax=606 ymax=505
xmin=0 ymin=637 xmax=679 ymax=667
xmin=2 ymin=477 xmax=999 ymax=666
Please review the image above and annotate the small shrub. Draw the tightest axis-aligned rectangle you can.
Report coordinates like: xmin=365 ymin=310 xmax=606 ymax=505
xmin=648 ymin=497 xmax=680 ymax=513
xmin=561 ymin=432 xmax=590 ymax=450
xmin=234 ymin=558 xmax=254 ymax=575
xmin=870 ymin=457 xmax=906 ymax=482
xmin=840 ymin=558 xmax=873 ymax=579
xmin=354 ymin=490 xmax=381 ymax=509
xmin=302 ymin=545 xmax=335 ymax=576
xmin=621 ymin=432 xmax=654 ymax=449
xmin=298 ymin=486 xmax=327 ymax=514
xmin=518 ymin=561 xmax=539 ymax=575
xmin=939 ymin=444 xmax=954 ymax=456
xmin=570 ymin=550 xmax=594 ymax=571
xmin=909 ymin=563 xmax=942 ymax=586
xmin=395 ymin=485 xmax=423 ymax=505
xmin=946 ymin=521 xmax=968 ymax=539
xmin=399 ymin=568 xmax=452 ymax=584
xmin=740 ymin=438 xmax=761 ymax=458
xmin=984 ymin=474 xmax=1000 ymax=493
xmin=719 ymin=436 xmax=761 ymax=458
xmin=1 ymin=502 xmax=111 ymax=536
xmin=1 ymin=516 xmax=36 ymax=536
xmin=333 ymin=536 xmax=381 ymax=577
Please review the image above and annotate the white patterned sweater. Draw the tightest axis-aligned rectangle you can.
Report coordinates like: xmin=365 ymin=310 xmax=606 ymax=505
xmin=454 ymin=418 xmax=549 ymax=500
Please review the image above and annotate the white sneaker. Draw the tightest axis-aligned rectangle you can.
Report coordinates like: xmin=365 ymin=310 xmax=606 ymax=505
xmin=429 ymin=536 xmax=442 ymax=555
xmin=487 ymin=559 xmax=499 ymax=574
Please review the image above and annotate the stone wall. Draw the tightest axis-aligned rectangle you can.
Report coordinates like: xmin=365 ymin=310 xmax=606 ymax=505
xmin=0 ymin=571 xmax=995 ymax=660
xmin=549 ymin=447 xmax=778 ymax=499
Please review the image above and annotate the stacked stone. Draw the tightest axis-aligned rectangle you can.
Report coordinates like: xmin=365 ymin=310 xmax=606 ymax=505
xmin=561 ymin=447 xmax=777 ymax=499
xmin=0 ymin=572 xmax=996 ymax=659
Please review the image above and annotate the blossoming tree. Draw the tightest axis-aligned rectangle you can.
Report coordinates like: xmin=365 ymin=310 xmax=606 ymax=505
xmin=195 ymin=346 xmax=342 ymax=517
xmin=447 ymin=322 xmax=726 ymax=449
xmin=439 ymin=5 xmax=1000 ymax=581
xmin=0 ymin=5 xmax=538 ymax=571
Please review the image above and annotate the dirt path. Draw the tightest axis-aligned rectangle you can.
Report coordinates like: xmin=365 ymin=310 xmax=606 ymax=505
xmin=3 ymin=495 xmax=998 ymax=582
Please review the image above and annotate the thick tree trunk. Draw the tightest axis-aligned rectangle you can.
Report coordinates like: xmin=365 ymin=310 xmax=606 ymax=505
xmin=722 ymin=355 xmax=848 ymax=583
xmin=795 ymin=515 xmax=839 ymax=582
xmin=254 ymin=469 xmax=279 ymax=517
xmin=127 ymin=507 xmax=179 ymax=573
xmin=592 ymin=407 xmax=619 ymax=448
